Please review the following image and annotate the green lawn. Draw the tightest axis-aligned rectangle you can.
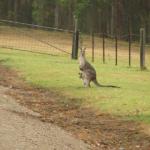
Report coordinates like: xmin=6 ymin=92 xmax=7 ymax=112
xmin=0 ymin=48 xmax=150 ymax=123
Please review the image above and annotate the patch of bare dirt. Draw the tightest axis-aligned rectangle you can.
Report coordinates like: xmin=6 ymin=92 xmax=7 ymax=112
xmin=0 ymin=64 xmax=150 ymax=150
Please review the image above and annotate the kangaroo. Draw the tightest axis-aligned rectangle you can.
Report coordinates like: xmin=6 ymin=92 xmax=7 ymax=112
xmin=79 ymin=47 xmax=120 ymax=88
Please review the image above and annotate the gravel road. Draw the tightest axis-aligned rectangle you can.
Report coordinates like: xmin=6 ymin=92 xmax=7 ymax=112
xmin=0 ymin=86 xmax=90 ymax=150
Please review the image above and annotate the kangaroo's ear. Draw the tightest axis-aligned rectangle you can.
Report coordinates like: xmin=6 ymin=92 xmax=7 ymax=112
xmin=83 ymin=47 xmax=86 ymax=51
xmin=80 ymin=47 xmax=86 ymax=51
xmin=82 ymin=47 xmax=86 ymax=54
xmin=79 ymin=47 xmax=83 ymax=52
xmin=80 ymin=47 xmax=86 ymax=56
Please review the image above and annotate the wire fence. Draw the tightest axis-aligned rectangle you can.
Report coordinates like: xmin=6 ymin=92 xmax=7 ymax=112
xmin=0 ymin=19 xmax=150 ymax=68
xmin=80 ymin=31 xmax=150 ymax=67
xmin=0 ymin=19 xmax=73 ymax=56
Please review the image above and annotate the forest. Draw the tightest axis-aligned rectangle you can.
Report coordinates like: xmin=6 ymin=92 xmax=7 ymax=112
xmin=0 ymin=0 xmax=150 ymax=39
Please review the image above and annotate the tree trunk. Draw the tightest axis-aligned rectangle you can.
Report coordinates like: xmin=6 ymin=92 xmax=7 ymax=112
xmin=111 ymin=1 xmax=115 ymax=36
xmin=68 ymin=1 xmax=73 ymax=30
xmin=117 ymin=0 xmax=124 ymax=36
xmin=14 ymin=0 xmax=19 ymax=21
xmin=148 ymin=14 xmax=150 ymax=43
xmin=54 ymin=3 xmax=59 ymax=28
xmin=7 ymin=0 xmax=13 ymax=19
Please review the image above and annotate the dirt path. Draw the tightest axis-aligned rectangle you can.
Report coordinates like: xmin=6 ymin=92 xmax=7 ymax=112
xmin=0 ymin=86 xmax=90 ymax=150
xmin=0 ymin=65 xmax=150 ymax=150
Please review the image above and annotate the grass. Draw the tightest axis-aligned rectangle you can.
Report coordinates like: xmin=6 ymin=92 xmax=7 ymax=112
xmin=0 ymin=48 xmax=150 ymax=124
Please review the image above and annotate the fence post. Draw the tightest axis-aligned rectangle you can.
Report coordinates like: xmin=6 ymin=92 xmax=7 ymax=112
xmin=72 ymin=16 xmax=79 ymax=59
xmin=128 ymin=17 xmax=132 ymax=67
xmin=102 ymin=33 xmax=105 ymax=63
xmin=140 ymin=28 xmax=146 ymax=70
xmin=92 ymin=32 xmax=95 ymax=62
xmin=115 ymin=34 xmax=118 ymax=65
xmin=128 ymin=30 xmax=131 ymax=67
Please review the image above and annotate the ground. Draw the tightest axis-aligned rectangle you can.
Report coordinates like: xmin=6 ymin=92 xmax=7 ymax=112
xmin=0 ymin=85 xmax=89 ymax=150
xmin=0 ymin=26 xmax=150 ymax=149
xmin=0 ymin=65 xmax=150 ymax=150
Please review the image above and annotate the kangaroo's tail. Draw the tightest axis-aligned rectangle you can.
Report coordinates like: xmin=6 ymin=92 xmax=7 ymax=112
xmin=93 ymin=79 xmax=120 ymax=88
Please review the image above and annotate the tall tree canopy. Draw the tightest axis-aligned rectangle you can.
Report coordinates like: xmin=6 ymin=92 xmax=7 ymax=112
xmin=0 ymin=0 xmax=150 ymax=39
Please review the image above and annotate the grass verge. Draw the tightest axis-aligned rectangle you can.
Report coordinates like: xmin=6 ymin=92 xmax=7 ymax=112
xmin=0 ymin=48 xmax=150 ymax=124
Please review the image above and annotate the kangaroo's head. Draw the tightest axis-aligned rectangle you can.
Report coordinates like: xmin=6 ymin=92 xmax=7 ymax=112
xmin=80 ymin=47 xmax=86 ymax=57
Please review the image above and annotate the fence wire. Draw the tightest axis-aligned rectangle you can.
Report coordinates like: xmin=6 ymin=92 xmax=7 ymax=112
xmin=80 ymin=31 xmax=150 ymax=67
xmin=0 ymin=20 xmax=72 ymax=56
xmin=0 ymin=20 xmax=150 ymax=67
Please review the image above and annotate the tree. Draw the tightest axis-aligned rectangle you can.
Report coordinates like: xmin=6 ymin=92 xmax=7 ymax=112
xmin=0 ymin=0 xmax=149 ymax=39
